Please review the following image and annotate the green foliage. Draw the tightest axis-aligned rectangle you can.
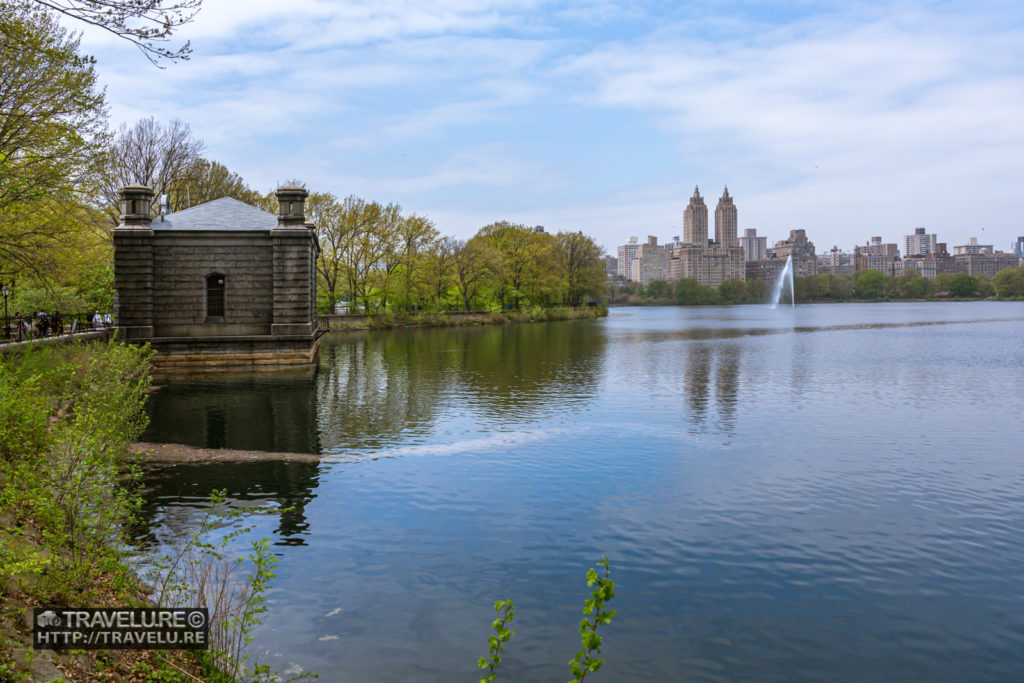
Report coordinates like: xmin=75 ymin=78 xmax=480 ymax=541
xmin=568 ymin=556 xmax=617 ymax=682
xmin=0 ymin=4 xmax=108 ymax=281
xmin=947 ymin=272 xmax=977 ymax=298
xmin=992 ymin=267 xmax=1024 ymax=298
xmin=477 ymin=599 xmax=515 ymax=683
xmin=674 ymin=278 xmax=717 ymax=305
xmin=0 ymin=341 xmax=153 ymax=601
xmin=853 ymin=269 xmax=887 ymax=299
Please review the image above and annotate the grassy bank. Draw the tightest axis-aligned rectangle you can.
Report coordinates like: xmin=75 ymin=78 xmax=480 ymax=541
xmin=0 ymin=340 xmax=204 ymax=679
xmin=322 ymin=304 xmax=608 ymax=331
xmin=0 ymin=341 xmax=285 ymax=681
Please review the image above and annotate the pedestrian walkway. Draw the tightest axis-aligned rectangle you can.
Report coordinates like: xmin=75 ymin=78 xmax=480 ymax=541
xmin=0 ymin=328 xmax=113 ymax=354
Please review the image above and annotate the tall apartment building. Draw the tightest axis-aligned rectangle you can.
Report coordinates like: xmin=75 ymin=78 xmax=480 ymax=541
xmin=817 ymin=247 xmax=856 ymax=275
xmin=1012 ymin=236 xmax=1024 ymax=258
xmin=953 ymin=237 xmax=993 ymax=256
xmin=603 ymin=255 xmax=619 ymax=277
xmin=954 ymin=251 xmax=1019 ymax=277
xmin=683 ymin=187 xmax=708 ymax=245
xmin=617 ymin=237 xmax=639 ymax=279
xmin=772 ymin=229 xmax=817 ymax=277
xmin=738 ymin=228 xmax=767 ymax=262
xmin=714 ymin=187 xmax=738 ymax=247
xmin=903 ymin=243 xmax=956 ymax=279
xmin=903 ymin=227 xmax=937 ymax=257
xmin=854 ymin=236 xmax=901 ymax=276
xmin=631 ymin=236 xmax=670 ymax=285
xmin=745 ymin=257 xmax=787 ymax=284
xmin=669 ymin=244 xmax=745 ymax=288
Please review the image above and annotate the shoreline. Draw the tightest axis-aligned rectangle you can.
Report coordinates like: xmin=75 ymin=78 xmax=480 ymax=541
xmin=608 ymin=297 xmax=1019 ymax=307
xmin=320 ymin=305 xmax=607 ymax=332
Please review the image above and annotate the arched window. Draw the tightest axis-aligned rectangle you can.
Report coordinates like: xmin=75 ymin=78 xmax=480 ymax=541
xmin=206 ymin=274 xmax=225 ymax=319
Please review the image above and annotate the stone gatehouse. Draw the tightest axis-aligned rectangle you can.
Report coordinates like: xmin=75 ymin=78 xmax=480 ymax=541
xmin=112 ymin=184 xmax=322 ymax=370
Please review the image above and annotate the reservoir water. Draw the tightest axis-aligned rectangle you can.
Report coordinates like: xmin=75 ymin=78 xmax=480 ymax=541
xmin=137 ymin=303 xmax=1024 ymax=681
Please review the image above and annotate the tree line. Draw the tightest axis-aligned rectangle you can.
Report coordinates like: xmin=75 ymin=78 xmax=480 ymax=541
xmin=615 ymin=266 xmax=1024 ymax=306
xmin=0 ymin=3 xmax=607 ymax=316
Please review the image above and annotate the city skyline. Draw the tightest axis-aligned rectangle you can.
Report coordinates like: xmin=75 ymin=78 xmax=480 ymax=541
xmin=74 ymin=0 xmax=1024 ymax=252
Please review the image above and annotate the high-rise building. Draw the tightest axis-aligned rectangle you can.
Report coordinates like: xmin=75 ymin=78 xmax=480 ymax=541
xmin=683 ymin=187 xmax=708 ymax=245
xmin=903 ymin=243 xmax=956 ymax=279
xmin=631 ymin=236 xmax=670 ymax=284
xmin=617 ymin=237 xmax=639 ymax=279
xmin=953 ymin=237 xmax=993 ymax=256
xmin=738 ymin=228 xmax=767 ymax=262
xmin=955 ymin=251 xmax=1019 ymax=277
xmin=714 ymin=187 xmax=738 ymax=247
xmin=855 ymin=236 xmax=901 ymax=276
xmin=1011 ymin=236 xmax=1024 ymax=258
xmin=603 ymin=255 xmax=618 ymax=277
xmin=903 ymin=227 xmax=937 ymax=257
xmin=772 ymin=229 xmax=817 ymax=277
xmin=669 ymin=244 xmax=745 ymax=287
xmin=817 ymin=246 xmax=856 ymax=275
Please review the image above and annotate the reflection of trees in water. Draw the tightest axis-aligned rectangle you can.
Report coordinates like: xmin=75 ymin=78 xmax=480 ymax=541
xmin=144 ymin=378 xmax=321 ymax=453
xmin=453 ymin=321 xmax=607 ymax=423
xmin=315 ymin=330 xmax=459 ymax=452
xmin=683 ymin=341 xmax=742 ymax=435
xmin=314 ymin=321 xmax=607 ymax=449
xmin=133 ymin=460 xmax=322 ymax=548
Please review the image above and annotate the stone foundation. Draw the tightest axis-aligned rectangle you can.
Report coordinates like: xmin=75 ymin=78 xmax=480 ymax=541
xmin=148 ymin=333 xmax=321 ymax=374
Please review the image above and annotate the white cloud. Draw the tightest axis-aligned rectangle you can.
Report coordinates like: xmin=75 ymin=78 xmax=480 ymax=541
xmin=69 ymin=0 xmax=1024 ymax=250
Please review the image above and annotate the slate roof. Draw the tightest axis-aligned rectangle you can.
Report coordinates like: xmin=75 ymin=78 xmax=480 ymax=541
xmin=152 ymin=197 xmax=277 ymax=231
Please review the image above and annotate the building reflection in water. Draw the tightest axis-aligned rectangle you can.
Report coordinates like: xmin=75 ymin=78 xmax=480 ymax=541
xmin=683 ymin=340 xmax=742 ymax=436
xmin=134 ymin=459 xmax=322 ymax=548
xmin=140 ymin=318 xmax=607 ymax=541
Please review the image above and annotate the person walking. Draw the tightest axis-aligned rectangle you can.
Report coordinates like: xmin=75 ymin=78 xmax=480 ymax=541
xmin=103 ymin=311 xmax=112 ymax=327
xmin=92 ymin=311 xmax=102 ymax=329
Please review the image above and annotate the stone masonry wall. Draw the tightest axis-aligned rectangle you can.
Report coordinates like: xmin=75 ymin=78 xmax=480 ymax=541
xmin=272 ymin=231 xmax=316 ymax=327
xmin=152 ymin=234 xmax=273 ymax=326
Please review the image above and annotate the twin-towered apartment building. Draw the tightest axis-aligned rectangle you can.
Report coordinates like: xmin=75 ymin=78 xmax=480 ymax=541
xmin=618 ymin=187 xmax=746 ymax=288
xmin=613 ymin=189 xmax=1023 ymax=287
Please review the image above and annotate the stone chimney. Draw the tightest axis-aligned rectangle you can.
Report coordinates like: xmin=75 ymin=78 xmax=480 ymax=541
xmin=118 ymin=184 xmax=154 ymax=228
xmin=275 ymin=185 xmax=308 ymax=228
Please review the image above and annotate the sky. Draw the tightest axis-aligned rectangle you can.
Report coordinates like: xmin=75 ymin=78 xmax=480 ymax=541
xmin=75 ymin=0 xmax=1024 ymax=254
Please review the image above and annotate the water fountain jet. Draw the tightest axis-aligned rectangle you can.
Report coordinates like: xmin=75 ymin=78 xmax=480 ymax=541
xmin=769 ymin=255 xmax=795 ymax=308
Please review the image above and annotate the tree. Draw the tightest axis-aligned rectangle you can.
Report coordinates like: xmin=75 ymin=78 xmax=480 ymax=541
xmin=22 ymin=0 xmax=203 ymax=65
xmin=452 ymin=238 xmax=498 ymax=311
xmin=947 ymin=272 xmax=977 ymax=298
xmin=891 ymin=270 xmax=925 ymax=299
xmin=476 ymin=221 xmax=548 ymax=309
xmin=644 ymin=279 xmax=671 ymax=300
xmin=396 ymin=213 xmax=438 ymax=310
xmin=674 ymin=278 xmax=706 ymax=305
xmin=0 ymin=5 xmax=107 ymax=280
xmin=422 ymin=236 xmax=456 ymax=309
xmin=171 ymin=158 xmax=261 ymax=209
xmin=853 ymin=269 xmax=886 ymax=299
xmin=304 ymin=192 xmax=346 ymax=311
xmin=992 ymin=267 xmax=1024 ymax=299
xmin=554 ymin=231 xmax=605 ymax=306
xmin=101 ymin=117 xmax=204 ymax=224
xmin=717 ymin=278 xmax=748 ymax=303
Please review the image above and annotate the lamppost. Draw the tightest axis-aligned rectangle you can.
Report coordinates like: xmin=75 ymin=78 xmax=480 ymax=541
xmin=2 ymin=284 xmax=9 ymax=341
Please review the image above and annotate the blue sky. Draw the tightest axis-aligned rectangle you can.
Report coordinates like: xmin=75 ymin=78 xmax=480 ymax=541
xmin=78 ymin=0 xmax=1024 ymax=254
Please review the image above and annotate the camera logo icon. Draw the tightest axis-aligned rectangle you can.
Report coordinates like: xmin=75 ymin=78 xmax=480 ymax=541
xmin=36 ymin=610 xmax=61 ymax=628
